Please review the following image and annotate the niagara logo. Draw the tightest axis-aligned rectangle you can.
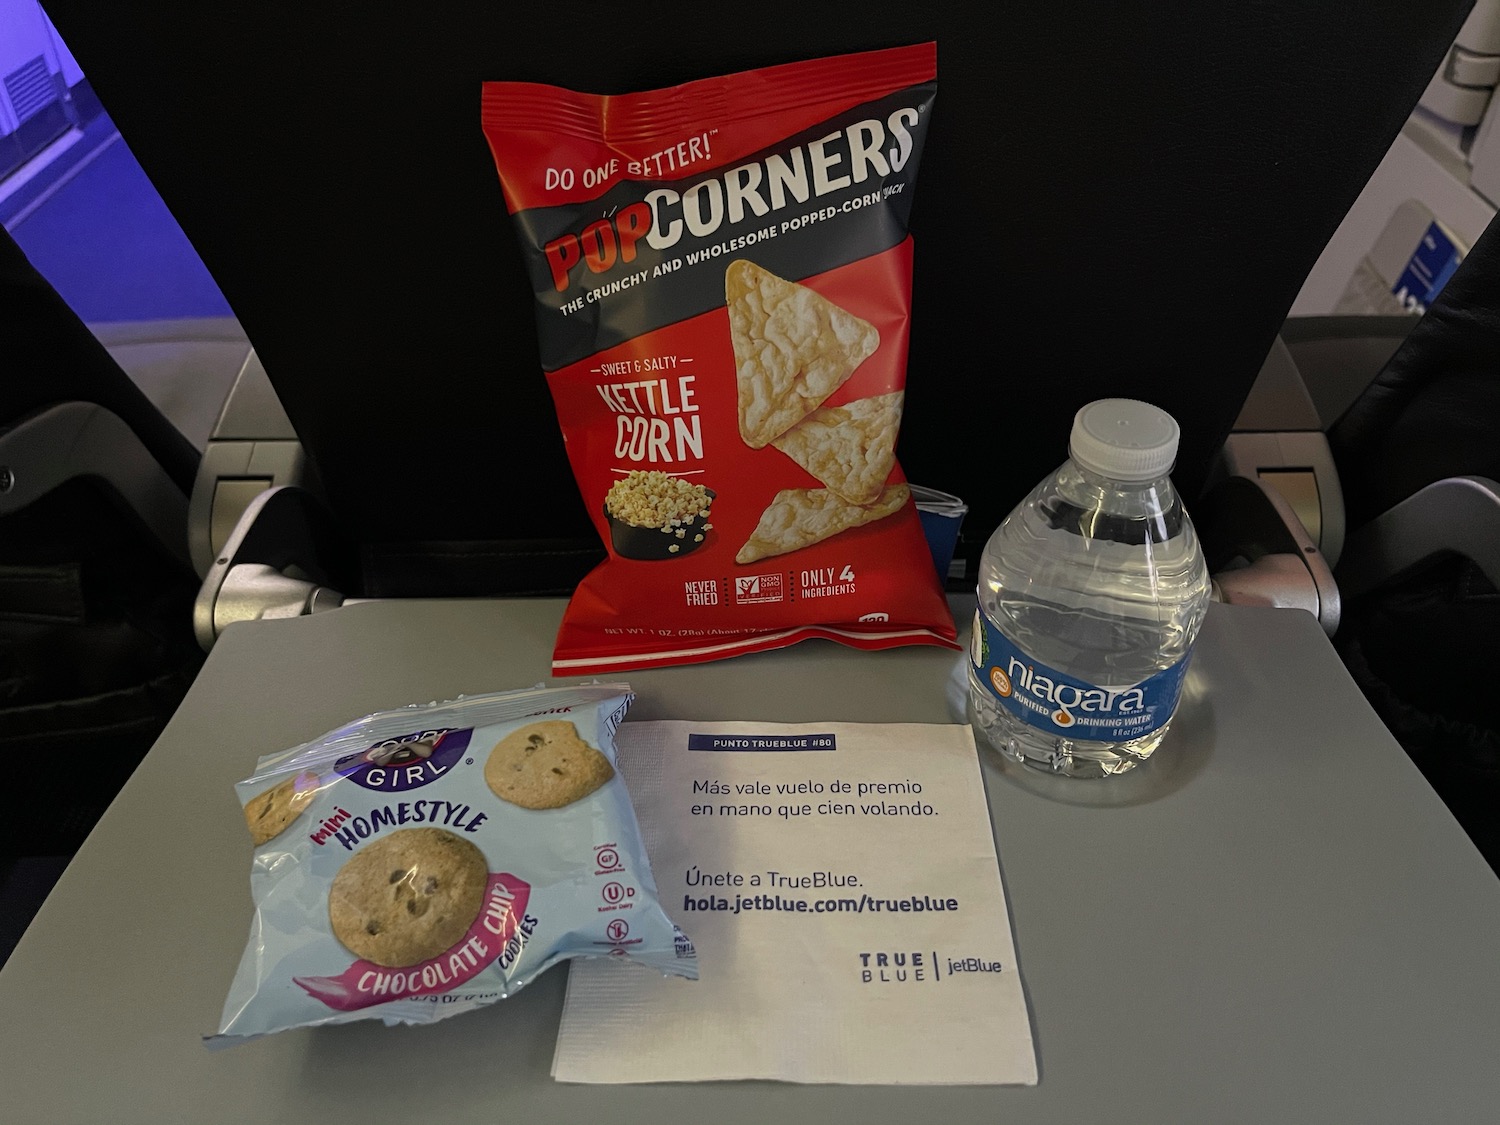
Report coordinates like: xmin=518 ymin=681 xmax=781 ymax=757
xmin=1005 ymin=657 xmax=1145 ymax=727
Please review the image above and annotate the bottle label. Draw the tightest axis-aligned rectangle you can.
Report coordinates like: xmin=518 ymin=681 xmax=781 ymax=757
xmin=970 ymin=608 xmax=1192 ymax=741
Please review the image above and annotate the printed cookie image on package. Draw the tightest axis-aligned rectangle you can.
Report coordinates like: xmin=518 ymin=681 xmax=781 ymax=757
xmin=328 ymin=828 xmax=488 ymax=968
xmin=484 ymin=720 xmax=615 ymax=809
xmin=483 ymin=42 xmax=957 ymax=674
xmin=211 ymin=684 xmax=694 ymax=1046
xmin=242 ymin=769 xmax=319 ymax=845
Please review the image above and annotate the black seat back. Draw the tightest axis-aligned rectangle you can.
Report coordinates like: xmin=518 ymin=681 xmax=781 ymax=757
xmin=40 ymin=1 xmax=1472 ymax=592
xmin=1 ymin=231 xmax=198 ymax=492
xmin=1329 ymin=218 xmax=1500 ymax=531
xmin=0 ymin=230 xmax=204 ymax=862
xmin=1325 ymin=210 xmax=1500 ymax=872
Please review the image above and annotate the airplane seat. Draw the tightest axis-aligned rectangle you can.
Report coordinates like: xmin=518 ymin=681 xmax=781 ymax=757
xmin=0 ymin=0 xmax=1471 ymax=959
xmin=1322 ymin=219 xmax=1500 ymax=869
xmin=0 ymin=229 xmax=205 ymax=890
xmin=19 ymin=0 xmax=1483 ymax=788
xmin=31 ymin=2 xmax=1476 ymax=627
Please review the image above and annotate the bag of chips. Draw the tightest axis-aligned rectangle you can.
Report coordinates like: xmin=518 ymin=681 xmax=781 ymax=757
xmin=211 ymin=684 xmax=694 ymax=1045
xmin=482 ymin=43 xmax=957 ymax=674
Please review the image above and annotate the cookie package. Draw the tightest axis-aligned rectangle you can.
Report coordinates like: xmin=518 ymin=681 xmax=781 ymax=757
xmin=481 ymin=43 xmax=958 ymax=675
xmin=211 ymin=684 xmax=695 ymax=1047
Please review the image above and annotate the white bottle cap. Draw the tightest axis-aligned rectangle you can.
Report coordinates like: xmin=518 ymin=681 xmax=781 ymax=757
xmin=1068 ymin=398 xmax=1181 ymax=482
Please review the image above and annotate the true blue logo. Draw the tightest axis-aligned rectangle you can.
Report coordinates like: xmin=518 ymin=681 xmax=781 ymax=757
xmin=334 ymin=728 xmax=473 ymax=792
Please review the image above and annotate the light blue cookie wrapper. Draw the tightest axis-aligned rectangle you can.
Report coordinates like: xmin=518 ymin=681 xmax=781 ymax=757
xmin=209 ymin=684 xmax=696 ymax=1048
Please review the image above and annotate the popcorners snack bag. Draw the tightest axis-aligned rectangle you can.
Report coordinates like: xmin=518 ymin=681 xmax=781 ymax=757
xmin=482 ymin=43 xmax=958 ymax=675
xmin=212 ymin=685 xmax=694 ymax=1045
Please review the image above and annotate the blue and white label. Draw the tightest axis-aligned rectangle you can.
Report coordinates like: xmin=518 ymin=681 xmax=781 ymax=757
xmin=687 ymin=733 xmax=836 ymax=751
xmin=1391 ymin=221 xmax=1462 ymax=315
xmin=970 ymin=609 xmax=1190 ymax=740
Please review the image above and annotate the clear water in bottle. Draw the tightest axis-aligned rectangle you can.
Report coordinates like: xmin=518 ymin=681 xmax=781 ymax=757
xmin=968 ymin=399 xmax=1211 ymax=778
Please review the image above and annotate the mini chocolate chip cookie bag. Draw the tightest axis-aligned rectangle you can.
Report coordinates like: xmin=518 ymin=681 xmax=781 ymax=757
xmin=211 ymin=684 xmax=695 ymax=1046
xmin=482 ymin=43 xmax=958 ymax=675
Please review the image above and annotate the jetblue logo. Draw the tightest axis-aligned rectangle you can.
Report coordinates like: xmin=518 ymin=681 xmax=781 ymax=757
xmin=859 ymin=949 xmax=1005 ymax=984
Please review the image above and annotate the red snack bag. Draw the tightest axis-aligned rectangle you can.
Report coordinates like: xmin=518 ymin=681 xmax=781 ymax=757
xmin=482 ymin=43 xmax=957 ymax=674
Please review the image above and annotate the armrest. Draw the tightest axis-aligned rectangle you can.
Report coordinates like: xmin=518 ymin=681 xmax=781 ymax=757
xmin=1336 ymin=476 xmax=1500 ymax=600
xmin=188 ymin=349 xmax=317 ymax=577
xmin=0 ymin=402 xmax=189 ymax=566
xmin=1223 ymin=331 xmax=1352 ymax=568
xmin=1277 ymin=316 xmax=1416 ymax=427
xmin=1196 ymin=473 xmax=1341 ymax=635
xmin=193 ymin=485 xmax=354 ymax=650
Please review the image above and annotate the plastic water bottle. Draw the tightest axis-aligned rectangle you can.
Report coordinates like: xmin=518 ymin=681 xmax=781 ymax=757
xmin=968 ymin=399 xmax=1211 ymax=778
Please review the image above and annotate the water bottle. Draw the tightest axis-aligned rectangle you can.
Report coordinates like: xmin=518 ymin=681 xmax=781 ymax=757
xmin=968 ymin=399 xmax=1211 ymax=778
